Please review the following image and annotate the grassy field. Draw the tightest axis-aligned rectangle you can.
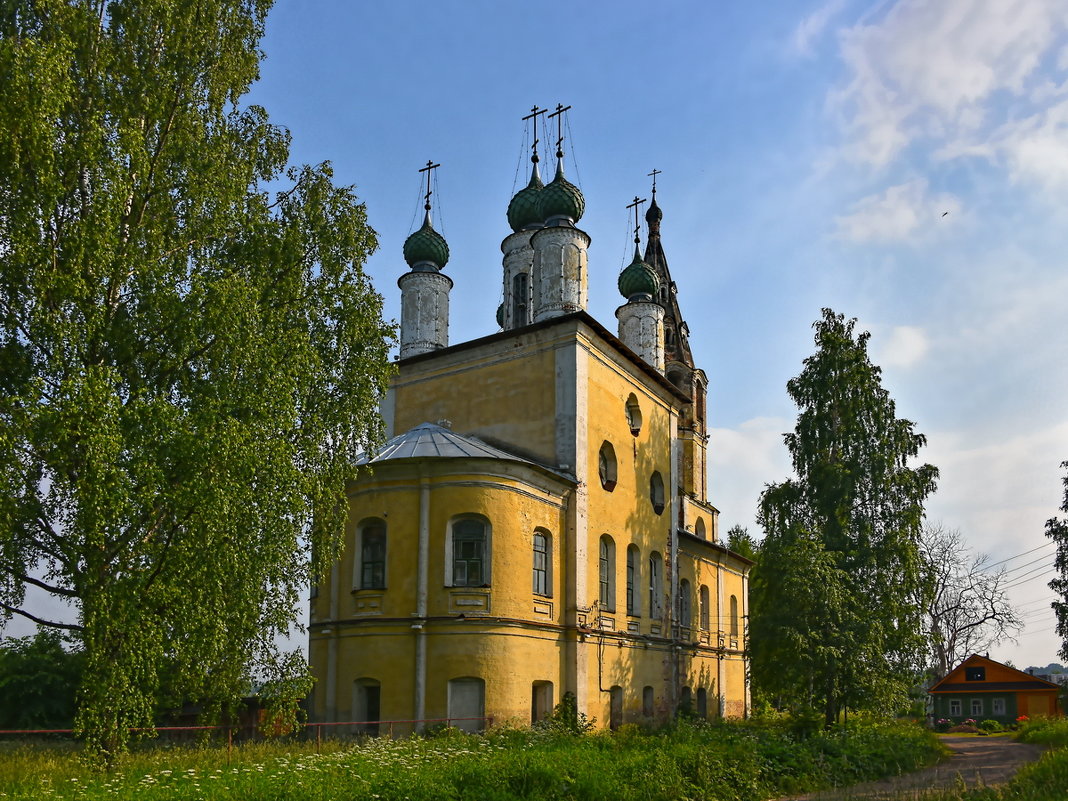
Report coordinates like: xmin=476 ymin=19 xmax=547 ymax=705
xmin=0 ymin=718 xmax=940 ymax=801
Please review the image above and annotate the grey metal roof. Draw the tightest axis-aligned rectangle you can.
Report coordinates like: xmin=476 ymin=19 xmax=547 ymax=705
xmin=356 ymin=423 xmax=534 ymax=466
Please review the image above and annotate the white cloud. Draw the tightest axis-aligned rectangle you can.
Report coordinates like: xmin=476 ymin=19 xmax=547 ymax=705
xmin=998 ymin=98 xmax=1068 ymax=191
xmin=873 ymin=325 xmax=929 ymax=368
xmin=708 ymin=417 xmax=795 ymax=536
xmin=791 ymin=0 xmax=846 ymax=57
xmin=833 ymin=0 xmax=1068 ymax=166
xmin=834 ymin=178 xmax=960 ymax=242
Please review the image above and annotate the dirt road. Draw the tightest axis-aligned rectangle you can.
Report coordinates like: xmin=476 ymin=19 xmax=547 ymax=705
xmin=780 ymin=735 xmax=1044 ymax=800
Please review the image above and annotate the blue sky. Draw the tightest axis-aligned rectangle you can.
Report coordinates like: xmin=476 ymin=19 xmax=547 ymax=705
xmin=241 ymin=0 xmax=1068 ymax=667
xmin=7 ymin=0 xmax=1067 ymax=671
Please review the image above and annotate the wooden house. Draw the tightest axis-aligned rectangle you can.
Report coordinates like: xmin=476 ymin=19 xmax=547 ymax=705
xmin=928 ymin=654 xmax=1062 ymax=723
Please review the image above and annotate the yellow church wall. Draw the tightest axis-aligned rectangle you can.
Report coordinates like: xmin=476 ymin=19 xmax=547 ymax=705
xmin=388 ymin=330 xmax=567 ymax=466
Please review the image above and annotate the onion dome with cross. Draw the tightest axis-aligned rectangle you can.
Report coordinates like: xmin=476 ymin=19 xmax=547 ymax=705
xmin=403 ymin=210 xmax=449 ymax=271
xmin=618 ymin=245 xmax=660 ymax=301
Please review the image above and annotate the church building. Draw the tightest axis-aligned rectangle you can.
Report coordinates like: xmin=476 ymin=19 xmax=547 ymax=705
xmin=309 ymin=110 xmax=752 ymax=731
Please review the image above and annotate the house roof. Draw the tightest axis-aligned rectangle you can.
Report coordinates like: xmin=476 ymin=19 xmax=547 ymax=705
xmin=928 ymin=653 xmax=1061 ymax=694
xmin=357 ymin=422 xmax=535 ymax=464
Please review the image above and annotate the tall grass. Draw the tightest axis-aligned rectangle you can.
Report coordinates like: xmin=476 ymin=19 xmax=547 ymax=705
xmin=0 ymin=718 xmax=940 ymax=801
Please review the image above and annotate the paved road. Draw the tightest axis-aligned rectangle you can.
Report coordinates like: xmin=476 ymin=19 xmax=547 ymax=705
xmin=780 ymin=736 xmax=1044 ymax=800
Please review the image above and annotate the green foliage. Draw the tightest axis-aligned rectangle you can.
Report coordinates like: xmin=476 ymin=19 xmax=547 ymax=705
xmin=0 ymin=0 xmax=394 ymax=759
xmin=1047 ymin=462 xmax=1068 ymax=661
xmin=978 ymin=719 xmax=1002 ymax=733
xmin=725 ymin=524 xmax=758 ymax=561
xmin=0 ymin=631 xmax=84 ymax=729
xmin=0 ymin=718 xmax=941 ymax=800
xmin=539 ymin=691 xmax=595 ymax=735
xmin=751 ymin=310 xmax=938 ymax=727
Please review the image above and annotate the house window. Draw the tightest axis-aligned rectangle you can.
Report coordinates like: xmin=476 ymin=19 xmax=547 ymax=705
xmin=532 ymin=530 xmax=550 ymax=596
xmin=625 ymin=394 xmax=642 ymax=436
xmin=729 ymin=594 xmax=739 ymax=637
xmin=512 ymin=272 xmax=529 ymax=326
xmin=949 ymin=699 xmax=962 ymax=716
xmin=992 ymin=698 xmax=1005 ymax=715
xmin=599 ymin=442 xmax=617 ymax=491
xmin=649 ymin=551 xmax=663 ymax=618
xmin=531 ymin=681 xmax=553 ymax=723
xmin=450 ymin=518 xmax=489 ymax=587
xmin=966 ymin=666 xmax=986 ymax=681
xmin=971 ymin=698 xmax=983 ymax=716
xmin=700 ymin=585 xmax=711 ymax=630
xmin=678 ymin=579 xmax=692 ymax=632
xmin=626 ymin=545 xmax=641 ymax=616
xmin=650 ymin=471 xmax=665 ymax=515
xmin=447 ymin=677 xmax=485 ymax=733
xmin=609 ymin=685 xmax=623 ymax=730
xmin=643 ymin=686 xmax=654 ymax=717
xmin=599 ymin=535 xmax=615 ymax=611
xmin=697 ymin=687 xmax=708 ymax=718
xmin=356 ymin=519 xmax=386 ymax=589
xmin=352 ymin=678 xmax=381 ymax=736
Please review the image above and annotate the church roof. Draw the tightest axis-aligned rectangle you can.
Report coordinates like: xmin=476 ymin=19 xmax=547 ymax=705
xmin=357 ymin=422 xmax=539 ymax=466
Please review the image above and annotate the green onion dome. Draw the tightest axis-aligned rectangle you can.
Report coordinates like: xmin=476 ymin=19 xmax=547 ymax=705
xmin=537 ymin=158 xmax=585 ymax=225
xmin=507 ymin=162 xmax=545 ymax=232
xmin=618 ymin=246 xmax=660 ymax=300
xmin=496 ymin=302 xmax=505 ymax=328
xmin=403 ymin=211 xmax=449 ymax=270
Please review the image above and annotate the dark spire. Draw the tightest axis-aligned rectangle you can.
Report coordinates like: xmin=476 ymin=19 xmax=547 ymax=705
xmin=639 ymin=173 xmax=693 ymax=368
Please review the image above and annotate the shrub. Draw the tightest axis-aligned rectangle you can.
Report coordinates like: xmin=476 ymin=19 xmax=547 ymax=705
xmin=978 ymin=719 xmax=1002 ymax=733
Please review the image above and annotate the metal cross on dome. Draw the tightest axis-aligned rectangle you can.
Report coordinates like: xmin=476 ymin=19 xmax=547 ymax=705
xmin=522 ymin=105 xmax=547 ymax=163
xmin=547 ymin=103 xmax=572 ymax=159
xmin=626 ymin=195 xmax=647 ymax=245
xmin=648 ymin=168 xmax=662 ymax=198
xmin=418 ymin=159 xmax=440 ymax=212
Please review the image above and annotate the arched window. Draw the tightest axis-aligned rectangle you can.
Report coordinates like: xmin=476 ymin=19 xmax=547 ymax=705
xmin=678 ymin=579 xmax=692 ymax=631
xmin=352 ymin=678 xmax=381 ymax=735
xmin=680 ymin=686 xmax=692 ymax=714
xmin=650 ymin=471 xmax=665 ymax=515
xmin=532 ymin=530 xmax=551 ymax=597
xmin=447 ymin=677 xmax=485 ymax=733
xmin=512 ymin=271 xmax=529 ymax=327
xmin=695 ymin=517 xmax=706 ymax=540
xmin=599 ymin=441 xmax=617 ymax=491
xmin=625 ymin=394 xmax=643 ymax=436
xmin=730 ymin=594 xmax=740 ymax=637
xmin=626 ymin=545 xmax=641 ymax=616
xmin=531 ymin=681 xmax=554 ymax=723
xmin=356 ymin=519 xmax=387 ymax=590
xmin=648 ymin=551 xmax=663 ymax=619
xmin=599 ymin=535 xmax=615 ymax=611
xmin=700 ymin=585 xmax=711 ymax=630
xmin=642 ymin=685 xmax=655 ymax=717
xmin=449 ymin=517 xmax=490 ymax=587
xmin=696 ymin=687 xmax=708 ymax=719
xmin=609 ymin=685 xmax=623 ymax=730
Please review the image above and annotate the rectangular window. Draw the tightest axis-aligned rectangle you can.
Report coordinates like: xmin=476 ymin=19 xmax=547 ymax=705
xmin=453 ymin=520 xmax=486 ymax=587
xmin=949 ymin=699 xmax=961 ymax=716
xmin=532 ymin=533 xmax=549 ymax=596
xmin=626 ymin=547 xmax=639 ymax=615
xmin=361 ymin=525 xmax=386 ymax=589
xmin=965 ymin=666 xmax=986 ymax=681
xmin=992 ymin=698 xmax=1005 ymax=715
xmin=971 ymin=698 xmax=983 ymax=716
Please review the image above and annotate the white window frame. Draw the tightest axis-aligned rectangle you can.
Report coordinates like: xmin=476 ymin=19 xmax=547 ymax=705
xmin=949 ymin=699 xmax=961 ymax=716
xmin=532 ymin=529 xmax=551 ymax=597
xmin=971 ymin=698 xmax=983 ymax=717
xmin=992 ymin=698 xmax=1005 ymax=715
xmin=353 ymin=518 xmax=387 ymax=590
xmin=445 ymin=516 xmax=491 ymax=587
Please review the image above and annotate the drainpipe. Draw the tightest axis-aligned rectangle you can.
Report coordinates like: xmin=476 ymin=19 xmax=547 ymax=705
xmin=414 ymin=471 xmax=430 ymax=730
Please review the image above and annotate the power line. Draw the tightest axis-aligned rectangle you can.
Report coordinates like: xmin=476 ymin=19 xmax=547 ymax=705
xmin=1002 ymin=553 xmax=1056 ymax=577
xmin=984 ymin=542 xmax=1055 ymax=572
xmin=1004 ymin=566 xmax=1057 ymax=592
